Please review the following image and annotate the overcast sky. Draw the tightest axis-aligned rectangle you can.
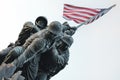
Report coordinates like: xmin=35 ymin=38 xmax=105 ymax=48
xmin=0 ymin=0 xmax=120 ymax=80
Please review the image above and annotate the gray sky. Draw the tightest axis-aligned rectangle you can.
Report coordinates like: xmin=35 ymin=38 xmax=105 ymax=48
xmin=0 ymin=0 xmax=120 ymax=80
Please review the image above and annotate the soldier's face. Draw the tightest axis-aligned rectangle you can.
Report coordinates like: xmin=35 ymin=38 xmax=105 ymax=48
xmin=57 ymin=41 xmax=68 ymax=51
xmin=37 ymin=21 xmax=45 ymax=29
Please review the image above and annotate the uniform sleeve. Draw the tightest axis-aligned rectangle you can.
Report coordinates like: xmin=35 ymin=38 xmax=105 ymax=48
xmin=15 ymin=22 xmax=35 ymax=46
xmin=64 ymin=27 xmax=77 ymax=36
xmin=23 ymin=38 xmax=46 ymax=59
xmin=12 ymin=38 xmax=47 ymax=68
xmin=47 ymin=48 xmax=69 ymax=79
xmin=50 ymin=46 xmax=69 ymax=66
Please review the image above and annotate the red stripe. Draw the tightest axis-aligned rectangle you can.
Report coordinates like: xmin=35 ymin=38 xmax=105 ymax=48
xmin=86 ymin=15 xmax=100 ymax=24
xmin=64 ymin=6 xmax=100 ymax=13
xmin=64 ymin=13 xmax=90 ymax=19
xmin=74 ymin=20 xmax=81 ymax=23
xmin=63 ymin=14 xmax=85 ymax=23
xmin=64 ymin=9 xmax=98 ymax=16
xmin=63 ymin=4 xmax=110 ymax=24
xmin=64 ymin=4 xmax=100 ymax=13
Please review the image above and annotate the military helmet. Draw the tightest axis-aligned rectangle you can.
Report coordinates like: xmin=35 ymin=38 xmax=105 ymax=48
xmin=47 ymin=21 xmax=63 ymax=35
xmin=62 ymin=35 xmax=73 ymax=47
xmin=23 ymin=21 xmax=34 ymax=27
xmin=35 ymin=16 xmax=48 ymax=29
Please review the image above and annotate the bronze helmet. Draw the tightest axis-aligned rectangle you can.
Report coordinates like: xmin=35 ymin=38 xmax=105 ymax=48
xmin=35 ymin=16 xmax=48 ymax=29
xmin=47 ymin=21 xmax=63 ymax=35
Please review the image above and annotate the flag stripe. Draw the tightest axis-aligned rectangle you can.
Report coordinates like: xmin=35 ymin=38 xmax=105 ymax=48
xmin=63 ymin=4 xmax=113 ymax=24
xmin=64 ymin=7 xmax=100 ymax=16
xmin=64 ymin=4 xmax=100 ymax=13
xmin=64 ymin=7 xmax=100 ymax=14
xmin=64 ymin=10 xmax=97 ymax=16
xmin=63 ymin=13 xmax=88 ymax=21
xmin=63 ymin=13 xmax=91 ymax=19
xmin=63 ymin=14 xmax=86 ymax=22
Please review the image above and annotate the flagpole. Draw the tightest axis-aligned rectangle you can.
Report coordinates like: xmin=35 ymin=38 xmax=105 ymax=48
xmin=109 ymin=4 xmax=116 ymax=9
xmin=76 ymin=22 xmax=85 ymax=28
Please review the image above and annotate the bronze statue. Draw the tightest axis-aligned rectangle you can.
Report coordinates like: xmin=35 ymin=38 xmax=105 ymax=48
xmin=0 ymin=21 xmax=63 ymax=80
xmin=36 ymin=34 xmax=73 ymax=80
xmin=0 ymin=16 xmax=48 ymax=64
xmin=0 ymin=18 xmax=77 ymax=80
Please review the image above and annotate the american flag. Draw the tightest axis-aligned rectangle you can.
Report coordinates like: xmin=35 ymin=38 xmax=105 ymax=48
xmin=63 ymin=4 xmax=116 ymax=25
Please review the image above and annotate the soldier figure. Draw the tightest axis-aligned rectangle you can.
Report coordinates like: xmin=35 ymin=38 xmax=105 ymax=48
xmin=20 ymin=22 xmax=76 ymax=80
xmin=62 ymin=22 xmax=77 ymax=36
xmin=15 ymin=16 xmax=48 ymax=46
xmin=36 ymin=34 xmax=74 ymax=80
xmin=13 ymin=22 xmax=76 ymax=80
xmin=0 ymin=17 xmax=77 ymax=80
xmin=1 ymin=21 xmax=63 ymax=80
xmin=0 ymin=16 xmax=48 ymax=64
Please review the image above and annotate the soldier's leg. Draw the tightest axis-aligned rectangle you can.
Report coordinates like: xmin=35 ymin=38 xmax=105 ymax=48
xmin=0 ymin=48 xmax=37 ymax=80
xmin=12 ymin=46 xmax=35 ymax=68
xmin=4 ymin=46 xmax=25 ymax=63
xmin=21 ymin=55 xmax=40 ymax=80
xmin=0 ymin=46 xmax=14 ymax=64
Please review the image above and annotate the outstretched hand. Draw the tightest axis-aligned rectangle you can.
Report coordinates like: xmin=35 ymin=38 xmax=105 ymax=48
xmin=0 ymin=63 xmax=16 ymax=79
xmin=70 ymin=27 xmax=77 ymax=31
